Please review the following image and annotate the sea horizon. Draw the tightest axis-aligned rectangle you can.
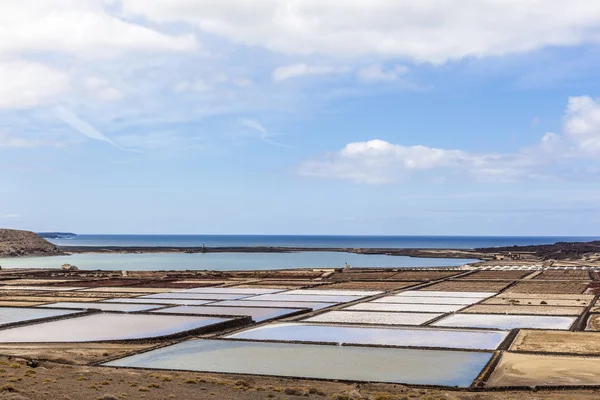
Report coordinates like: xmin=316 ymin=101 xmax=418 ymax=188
xmin=46 ymin=234 xmax=600 ymax=249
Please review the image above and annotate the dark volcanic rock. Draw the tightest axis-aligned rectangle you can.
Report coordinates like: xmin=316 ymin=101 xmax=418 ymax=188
xmin=477 ymin=241 xmax=600 ymax=260
xmin=0 ymin=228 xmax=62 ymax=257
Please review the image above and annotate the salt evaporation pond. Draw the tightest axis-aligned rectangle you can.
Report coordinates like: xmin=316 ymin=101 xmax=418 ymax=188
xmin=347 ymin=303 xmax=466 ymax=313
xmin=228 ymin=322 xmax=509 ymax=350
xmin=0 ymin=286 xmax=86 ymax=291
xmin=102 ymin=298 xmax=215 ymax=306
xmin=432 ymin=314 xmax=577 ymax=330
xmin=212 ymin=300 xmax=336 ymax=310
xmin=304 ymin=310 xmax=441 ymax=326
xmin=38 ymin=302 xmax=163 ymax=312
xmin=152 ymin=305 xmax=305 ymax=322
xmin=104 ymin=339 xmax=492 ymax=387
xmin=0 ymin=313 xmax=233 ymax=342
xmin=179 ymin=288 xmax=283 ymax=295
xmin=399 ymin=291 xmax=496 ymax=298
xmin=138 ymin=293 xmax=250 ymax=301
xmin=246 ymin=293 xmax=363 ymax=303
xmin=284 ymin=289 xmax=383 ymax=296
xmin=374 ymin=296 xmax=480 ymax=305
xmin=0 ymin=307 xmax=82 ymax=327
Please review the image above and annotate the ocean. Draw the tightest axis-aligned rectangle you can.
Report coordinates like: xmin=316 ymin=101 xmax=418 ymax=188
xmin=1 ymin=235 xmax=594 ymax=271
xmin=45 ymin=234 xmax=598 ymax=249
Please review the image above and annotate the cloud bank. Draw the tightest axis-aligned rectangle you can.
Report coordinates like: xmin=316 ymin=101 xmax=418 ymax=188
xmin=298 ymin=96 xmax=600 ymax=184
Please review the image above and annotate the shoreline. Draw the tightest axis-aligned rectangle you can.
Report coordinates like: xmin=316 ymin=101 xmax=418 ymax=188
xmin=55 ymin=245 xmax=489 ymax=260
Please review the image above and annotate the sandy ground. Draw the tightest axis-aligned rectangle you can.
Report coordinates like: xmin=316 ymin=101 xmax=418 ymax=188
xmin=462 ymin=304 xmax=585 ymax=316
xmin=533 ymin=270 xmax=592 ymax=280
xmin=505 ymin=281 xmax=590 ymax=294
xmin=0 ymin=357 xmax=599 ymax=400
xmin=585 ymin=315 xmax=600 ymax=331
xmin=420 ymin=280 xmax=513 ymax=292
xmin=510 ymin=330 xmax=600 ymax=354
xmin=459 ymin=270 xmax=533 ymax=280
xmin=486 ymin=352 xmax=600 ymax=387
xmin=320 ymin=281 xmax=422 ymax=290
xmin=0 ymin=343 xmax=158 ymax=365
xmin=483 ymin=297 xmax=592 ymax=306
xmin=0 ymin=296 xmax=107 ymax=303
xmin=497 ymin=293 xmax=595 ymax=300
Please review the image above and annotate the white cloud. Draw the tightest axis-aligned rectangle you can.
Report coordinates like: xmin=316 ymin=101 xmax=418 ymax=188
xmin=0 ymin=61 xmax=69 ymax=109
xmin=563 ymin=96 xmax=600 ymax=155
xmin=358 ymin=64 xmax=408 ymax=83
xmin=0 ymin=0 xmax=197 ymax=59
xmin=84 ymin=77 xmax=123 ymax=101
xmin=0 ymin=214 xmax=20 ymax=219
xmin=272 ymin=63 xmax=349 ymax=82
xmin=0 ymin=133 xmax=63 ymax=148
xmin=173 ymin=79 xmax=209 ymax=93
xmin=297 ymin=96 xmax=600 ymax=184
xmin=119 ymin=0 xmax=600 ymax=63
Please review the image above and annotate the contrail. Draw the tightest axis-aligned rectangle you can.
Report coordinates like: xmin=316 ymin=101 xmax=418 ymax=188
xmin=240 ymin=118 xmax=295 ymax=149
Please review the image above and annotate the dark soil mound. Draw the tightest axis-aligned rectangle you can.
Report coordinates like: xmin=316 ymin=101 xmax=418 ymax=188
xmin=0 ymin=228 xmax=61 ymax=257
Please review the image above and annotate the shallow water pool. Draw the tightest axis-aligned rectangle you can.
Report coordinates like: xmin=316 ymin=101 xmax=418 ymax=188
xmin=0 ymin=307 xmax=82 ymax=327
xmin=0 ymin=313 xmax=233 ymax=342
xmin=38 ymin=302 xmax=163 ymax=312
xmin=304 ymin=310 xmax=441 ymax=326
xmin=227 ymin=322 xmax=508 ymax=350
xmin=346 ymin=303 xmax=465 ymax=313
xmin=432 ymin=313 xmax=577 ymax=330
xmin=152 ymin=305 xmax=306 ymax=322
xmin=104 ymin=339 xmax=492 ymax=387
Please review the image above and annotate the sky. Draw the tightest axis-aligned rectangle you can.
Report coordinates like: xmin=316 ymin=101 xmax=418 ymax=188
xmin=2 ymin=0 xmax=600 ymax=236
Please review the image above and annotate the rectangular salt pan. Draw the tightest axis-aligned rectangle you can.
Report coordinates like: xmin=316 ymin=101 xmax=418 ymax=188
xmin=374 ymin=296 xmax=480 ymax=305
xmin=82 ymin=287 xmax=178 ymax=293
xmin=284 ymin=289 xmax=382 ymax=296
xmin=432 ymin=314 xmax=577 ymax=330
xmin=228 ymin=322 xmax=508 ymax=350
xmin=304 ymin=310 xmax=441 ymax=326
xmin=212 ymin=300 xmax=335 ymax=310
xmin=0 ymin=313 xmax=233 ymax=342
xmin=102 ymin=298 xmax=215 ymax=306
xmin=347 ymin=303 xmax=466 ymax=313
xmin=38 ymin=302 xmax=163 ymax=312
xmin=0 ymin=286 xmax=86 ymax=291
xmin=246 ymin=294 xmax=362 ymax=303
xmin=0 ymin=307 xmax=82 ymax=326
xmin=152 ymin=305 xmax=305 ymax=322
xmin=104 ymin=339 xmax=492 ymax=387
xmin=138 ymin=293 xmax=251 ymax=301
xmin=179 ymin=288 xmax=283 ymax=295
xmin=398 ymin=291 xmax=495 ymax=298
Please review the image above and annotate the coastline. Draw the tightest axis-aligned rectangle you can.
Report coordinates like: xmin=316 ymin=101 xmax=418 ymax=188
xmin=56 ymin=245 xmax=489 ymax=260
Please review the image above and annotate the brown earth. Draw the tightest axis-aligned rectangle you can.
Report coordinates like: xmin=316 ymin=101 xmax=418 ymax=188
xmin=586 ymin=315 xmax=600 ymax=331
xmin=462 ymin=304 xmax=585 ymax=316
xmin=486 ymin=352 xmax=600 ymax=387
xmin=483 ymin=297 xmax=592 ymax=306
xmin=320 ymin=281 xmax=422 ymax=290
xmin=420 ymin=280 xmax=513 ymax=292
xmin=532 ymin=269 xmax=592 ymax=280
xmin=510 ymin=330 xmax=600 ymax=354
xmin=0 ymin=229 xmax=60 ymax=258
xmin=1 ymin=357 xmax=600 ymax=400
xmin=458 ymin=270 xmax=533 ymax=280
xmin=505 ymin=281 xmax=589 ymax=294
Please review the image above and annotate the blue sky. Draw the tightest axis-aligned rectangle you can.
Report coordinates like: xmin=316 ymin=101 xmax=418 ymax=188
xmin=2 ymin=1 xmax=600 ymax=235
